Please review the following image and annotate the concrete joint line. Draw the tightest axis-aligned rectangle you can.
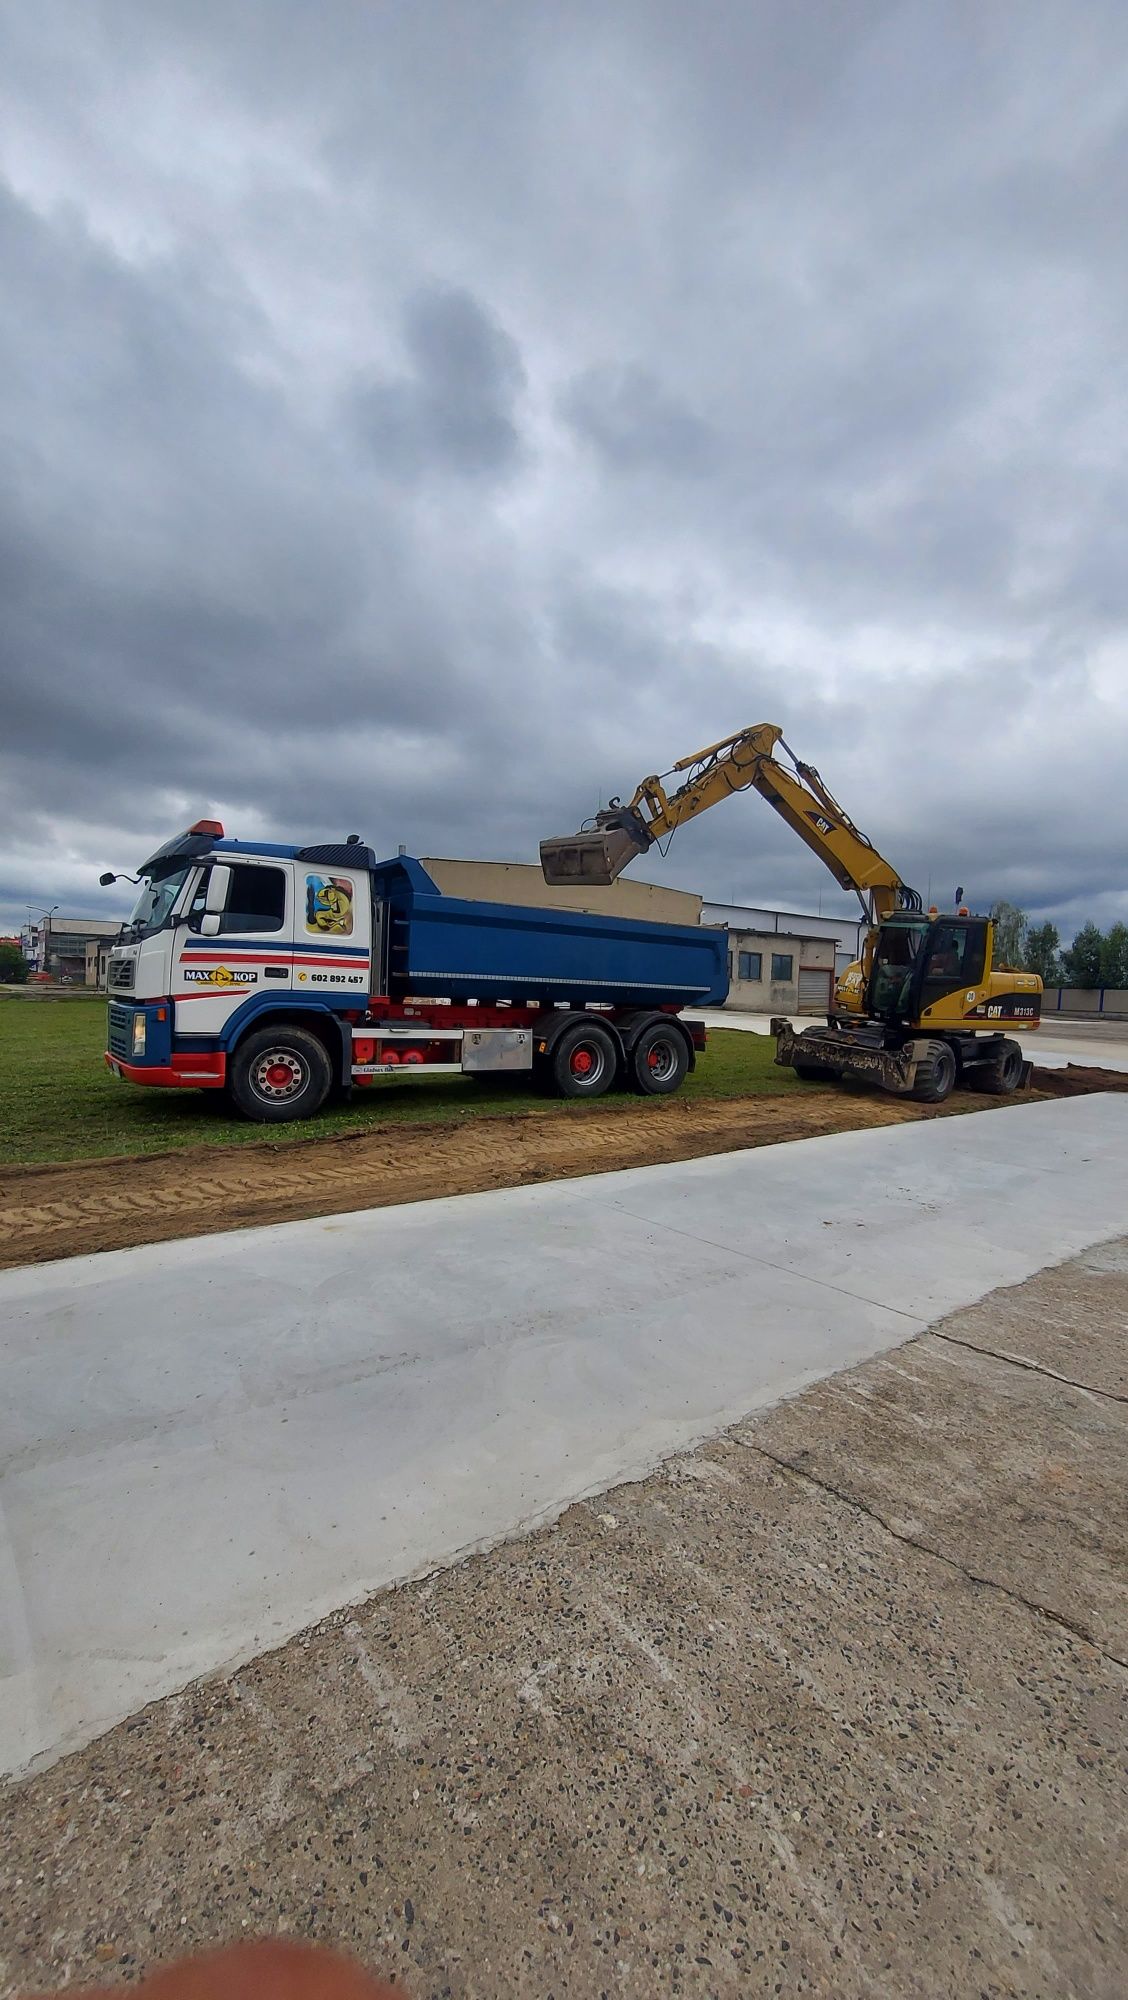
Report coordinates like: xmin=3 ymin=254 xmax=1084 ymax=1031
xmin=736 ymin=1436 xmax=1128 ymax=1676
xmin=930 ymin=1329 xmax=1128 ymax=1404
xmin=608 ymin=1202 xmax=924 ymax=1322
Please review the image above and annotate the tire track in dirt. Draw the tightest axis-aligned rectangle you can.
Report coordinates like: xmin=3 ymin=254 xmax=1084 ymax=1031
xmin=0 ymin=1087 xmax=1044 ymax=1270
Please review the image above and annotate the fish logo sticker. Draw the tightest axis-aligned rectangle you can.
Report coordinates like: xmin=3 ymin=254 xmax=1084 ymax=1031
xmin=305 ymin=874 xmax=354 ymax=935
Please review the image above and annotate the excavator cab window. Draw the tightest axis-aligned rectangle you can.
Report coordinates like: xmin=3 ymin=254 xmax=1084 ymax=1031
xmin=913 ymin=919 xmax=987 ymax=1014
xmin=867 ymin=919 xmax=929 ymax=1018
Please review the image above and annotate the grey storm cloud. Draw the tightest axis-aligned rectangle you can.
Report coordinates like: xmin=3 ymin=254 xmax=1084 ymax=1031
xmin=351 ymin=286 xmax=526 ymax=480
xmin=1 ymin=0 xmax=1127 ymax=938
xmin=560 ymin=364 xmax=715 ymax=475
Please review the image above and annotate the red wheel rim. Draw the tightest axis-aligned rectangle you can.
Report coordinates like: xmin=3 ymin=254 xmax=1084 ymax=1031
xmin=571 ymin=1046 xmax=595 ymax=1075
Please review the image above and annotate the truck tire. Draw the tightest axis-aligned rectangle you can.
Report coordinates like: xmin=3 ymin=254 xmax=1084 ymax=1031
xmin=550 ymin=1020 xmax=618 ymax=1099
xmin=792 ymin=1026 xmax=841 ymax=1083
xmin=629 ymin=1020 xmax=689 ymax=1095
xmin=967 ymin=1038 xmax=1025 ymax=1095
xmin=228 ymin=1025 xmax=333 ymax=1122
xmin=910 ymin=1039 xmax=957 ymax=1103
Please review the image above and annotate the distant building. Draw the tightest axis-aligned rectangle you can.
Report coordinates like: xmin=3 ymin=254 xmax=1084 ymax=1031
xmin=26 ymin=916 xmax=121 ymax=985
xmin=85 ymin=931 xmax=120 ymax=989
xmin=701 ymin=901 xmax=868 ymax=1016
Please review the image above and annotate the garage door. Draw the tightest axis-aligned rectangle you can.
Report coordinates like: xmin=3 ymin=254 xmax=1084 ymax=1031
xmin=798 ymin=967 xmax=833 ymax=1014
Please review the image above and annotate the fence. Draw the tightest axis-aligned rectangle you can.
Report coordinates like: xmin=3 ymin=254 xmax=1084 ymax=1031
xmin=1045 ymin=988 xmax=1128 ymax=1018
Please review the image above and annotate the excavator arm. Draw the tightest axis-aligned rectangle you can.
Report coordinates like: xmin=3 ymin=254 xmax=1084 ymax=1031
xmin=540 ymin=723 xmax=920 ymax=924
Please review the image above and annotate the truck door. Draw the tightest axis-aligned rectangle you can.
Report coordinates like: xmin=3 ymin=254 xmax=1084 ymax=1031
xmin=174 ymin=859 xmax=298 ymax=1034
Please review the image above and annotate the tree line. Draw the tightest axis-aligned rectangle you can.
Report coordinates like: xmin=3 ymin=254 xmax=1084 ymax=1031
xmin=990 ymin=903 xmax=1128 ymax=989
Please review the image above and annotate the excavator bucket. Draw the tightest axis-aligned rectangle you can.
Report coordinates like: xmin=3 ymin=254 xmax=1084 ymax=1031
xmin=539 ymin=825 xmax=641 ymax=887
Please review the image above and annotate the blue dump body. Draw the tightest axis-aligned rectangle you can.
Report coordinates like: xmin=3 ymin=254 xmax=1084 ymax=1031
xmin=373 ymin=857 xmax=729 ymax=1009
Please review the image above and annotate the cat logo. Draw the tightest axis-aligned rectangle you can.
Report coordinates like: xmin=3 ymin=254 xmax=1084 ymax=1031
xmin=183 ymin=964 xmax=257 ymax=986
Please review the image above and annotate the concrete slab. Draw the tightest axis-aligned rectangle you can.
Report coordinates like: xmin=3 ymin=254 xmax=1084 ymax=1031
xmin=754 ymin=1299 xmax=1128 ymax=1662
xmin=4 ymin=1242 xmax=1127 ymax=1999
xmin=921 ymin=1236 xmax=1128 ymax=1401
xmin=2 ymin=1096 xmax=1127 ymax=1781
xmin=699 ymin=1005 xmax=1128 ymax=1071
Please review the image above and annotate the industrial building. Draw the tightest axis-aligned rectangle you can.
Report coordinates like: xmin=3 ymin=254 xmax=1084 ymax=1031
xmin=22 ymin=916 xmax=121 ymax=985
xmin=701 ymin=901 xmax=867 ymax=1015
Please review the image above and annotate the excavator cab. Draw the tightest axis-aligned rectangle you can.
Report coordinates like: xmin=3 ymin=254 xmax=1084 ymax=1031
xmin=868 ymin=913 xmax=990 ymax=1024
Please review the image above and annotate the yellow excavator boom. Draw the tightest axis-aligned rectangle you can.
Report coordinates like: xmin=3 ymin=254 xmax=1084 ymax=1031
xmin=540 ymin=722 xmax=920 ymax=924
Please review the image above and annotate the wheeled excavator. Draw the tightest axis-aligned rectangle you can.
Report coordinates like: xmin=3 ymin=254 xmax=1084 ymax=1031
xmin=540 ymin=723 xmax=1042 ymax=1102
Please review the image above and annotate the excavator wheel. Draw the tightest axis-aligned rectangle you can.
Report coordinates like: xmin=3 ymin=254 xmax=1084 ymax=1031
xmin=966 ymin=1038 xmax=1026 ymax=1095
xmin=909 ymin=1039 xmax=957 ymax=1103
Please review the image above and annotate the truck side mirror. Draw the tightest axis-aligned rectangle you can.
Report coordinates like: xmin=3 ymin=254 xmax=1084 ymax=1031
xmin=191 ymin=864 xmax=231 ymax=937
xmin=205 ymin=865 xmax=232 ymax=914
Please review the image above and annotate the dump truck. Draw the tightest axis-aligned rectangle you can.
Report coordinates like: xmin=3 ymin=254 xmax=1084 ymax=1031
xmin=541 ymin=724 xmax=1042 ymax=1104
xmin=99 ymin=824 xmax=727 ymax=1120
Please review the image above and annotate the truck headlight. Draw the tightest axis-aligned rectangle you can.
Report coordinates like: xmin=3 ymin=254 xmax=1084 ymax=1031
xmin=132 ymin=1012 xmax=147 ymax=1057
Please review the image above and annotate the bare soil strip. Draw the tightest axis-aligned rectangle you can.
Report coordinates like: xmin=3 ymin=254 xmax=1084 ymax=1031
xmin=3 ymin=1071 xmax=1099 ymax=1269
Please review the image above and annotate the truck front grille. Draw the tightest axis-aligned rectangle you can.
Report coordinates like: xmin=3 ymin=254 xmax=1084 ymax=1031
xmin=107 ymin=1003 xmax=133 ymax=1058
xmin=108 ymin=956 xmax=135 ymax=991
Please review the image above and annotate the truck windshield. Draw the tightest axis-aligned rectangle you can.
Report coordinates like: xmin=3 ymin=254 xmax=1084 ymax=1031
xmin=126 ymin=868 xmax=191 ymax=938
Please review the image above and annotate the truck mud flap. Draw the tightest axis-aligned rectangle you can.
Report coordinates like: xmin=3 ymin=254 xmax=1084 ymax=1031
xmin=771 ymin=1017 xmax=918 ymax=1094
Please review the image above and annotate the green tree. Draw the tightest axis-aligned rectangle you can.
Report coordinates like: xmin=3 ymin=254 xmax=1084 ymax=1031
xmin=1063 ymin=921 xmax=1104 ymax=988
xmin=990 ymin=900 xmax=1027 ymax=969
xmin=1022 ymin=921 xmax=1061 ymax=985
xmin=1099 ymin=920 xmax=1128 ymax=990
xmin=0 ymin=942 xmax=28 ymax=984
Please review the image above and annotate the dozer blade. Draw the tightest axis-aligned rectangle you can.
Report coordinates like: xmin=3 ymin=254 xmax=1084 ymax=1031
xmin=539 ymin=825 xmax=642 ymax=887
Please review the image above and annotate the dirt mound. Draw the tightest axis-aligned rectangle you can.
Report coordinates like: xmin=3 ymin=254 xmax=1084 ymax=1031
xmin=1030 ymin=1063 xmax=1128 ymax=1096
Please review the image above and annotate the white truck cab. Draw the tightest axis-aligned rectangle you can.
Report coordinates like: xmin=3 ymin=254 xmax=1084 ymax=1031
xmin=105 ymin=822 xmax=375 ymax=1107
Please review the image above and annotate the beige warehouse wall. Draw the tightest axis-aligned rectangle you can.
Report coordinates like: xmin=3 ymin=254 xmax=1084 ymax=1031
xmin=420 ymin=857 xmax=703 ymax=927
xmin=724 ymin=931 xmax=835 ymax=1014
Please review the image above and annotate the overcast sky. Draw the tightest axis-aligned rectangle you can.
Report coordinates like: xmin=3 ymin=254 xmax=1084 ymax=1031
xmin=3 ymin=1 xmax=1126 ymax=943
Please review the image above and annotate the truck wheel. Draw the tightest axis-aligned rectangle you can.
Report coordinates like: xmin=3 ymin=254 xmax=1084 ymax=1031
xmin=967 ymin=1038 xmax=1025 ymax=1095
xmin=910 ymin=1040 xmax=957 ymax=1103
xmin=550 ymin=1021 xmax=618 ymax=1099
xmin=629 ymin=1021 xmax=689 ymax=1095
xmin=228 ymin=1026 xmax=333 ymax=1122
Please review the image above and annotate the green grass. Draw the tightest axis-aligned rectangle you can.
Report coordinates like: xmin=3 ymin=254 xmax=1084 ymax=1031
xmin=0 ymin=992 xmax=800 ymax=1166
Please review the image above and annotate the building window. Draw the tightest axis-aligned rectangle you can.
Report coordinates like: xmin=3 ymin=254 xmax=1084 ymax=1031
xmin=737 ymin=951 xmax=762 ymax=982
xmin=771 ymin=953 xmax=794 ymax=982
